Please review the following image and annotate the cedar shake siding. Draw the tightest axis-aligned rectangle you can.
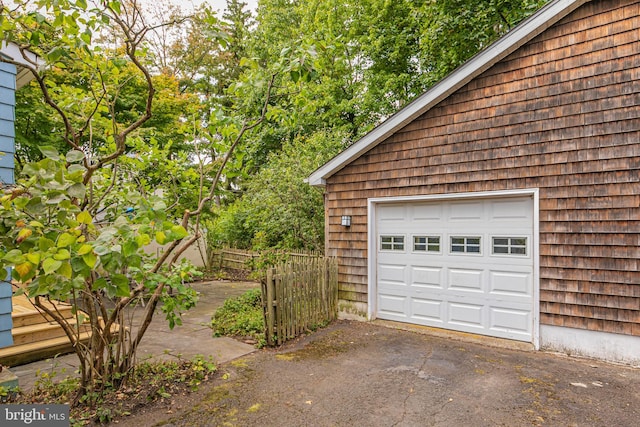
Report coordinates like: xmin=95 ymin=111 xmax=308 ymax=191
xmin=324 ymin=0 xmax=640 ymax=336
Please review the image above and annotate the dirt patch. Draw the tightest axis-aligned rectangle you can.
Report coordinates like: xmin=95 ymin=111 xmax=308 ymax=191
xmin=274 ymin=328 xmax=367 ymax=361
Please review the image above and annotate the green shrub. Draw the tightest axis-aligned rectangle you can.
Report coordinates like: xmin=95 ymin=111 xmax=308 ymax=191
xmin=210 ymin=289 xmax=265 ymax=345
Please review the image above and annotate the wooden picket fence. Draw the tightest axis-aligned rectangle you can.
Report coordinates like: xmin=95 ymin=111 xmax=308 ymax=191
xmin=262 ymin=256 xmax=338 ymax=346
xmin=210 ymin=247 xmax=324 ymax=272
xmin=210 ymin=248 xmax=260 ymax=271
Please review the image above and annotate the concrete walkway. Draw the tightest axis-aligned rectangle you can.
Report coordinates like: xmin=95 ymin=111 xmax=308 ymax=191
xmin=9 ymin=280 xmax=259 ymax=392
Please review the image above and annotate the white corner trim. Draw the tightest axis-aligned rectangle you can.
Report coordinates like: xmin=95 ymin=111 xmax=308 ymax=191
xmin=540 ymin=325 xmax=640 ymax=367
xmin=367 ymin=197 xmax=377 ymax=321
xmin=532 ymin=191 xmax=541 ymax=350
xmin=307 ymin=0 xmax=590 ymax=187
xmin=366 ymin=188 xmax=540 ymax=348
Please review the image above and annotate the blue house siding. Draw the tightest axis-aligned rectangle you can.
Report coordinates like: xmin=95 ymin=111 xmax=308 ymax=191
xmin=0 ymin=61 xmax=16 ymax=348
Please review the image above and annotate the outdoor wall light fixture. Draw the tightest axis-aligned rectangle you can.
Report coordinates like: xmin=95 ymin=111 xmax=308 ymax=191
xmin=341 ymin=215 xmax=352 ymax=227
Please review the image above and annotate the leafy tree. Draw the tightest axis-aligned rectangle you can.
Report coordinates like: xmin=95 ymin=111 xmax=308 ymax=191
xmin=211 ymin=130 xmax=347 ymax=251
xmin=2 ymin=0 xmax=322 ymax=405
xmin=348 ymin=0 xmax=427 ymax=118
xmin=209 ymin=0 xmax=550 ymax=253
xmin=419 ymin=0 xmax=549 ymax=84
xmin=0 ymin=0 xmax=241 ymax=405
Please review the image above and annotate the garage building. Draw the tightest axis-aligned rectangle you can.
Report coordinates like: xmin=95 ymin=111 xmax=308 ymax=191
xmin=308 ymin=0 xmax=640 ymax=365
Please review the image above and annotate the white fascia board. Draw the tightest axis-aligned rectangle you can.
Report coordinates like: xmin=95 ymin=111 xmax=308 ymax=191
xmin=0 ymin=41 xmax=45 ymax=89
xmin=307 ymin=0 xmax=589 ymax=187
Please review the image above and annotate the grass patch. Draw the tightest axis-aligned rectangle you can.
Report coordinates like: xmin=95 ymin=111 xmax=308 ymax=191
xmin=210 ymin=288 xmax=265 ymax=347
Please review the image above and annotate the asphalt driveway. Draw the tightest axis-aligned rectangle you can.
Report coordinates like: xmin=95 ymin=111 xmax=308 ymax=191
xmin=125 ymin=320 xmax=640 ymax=427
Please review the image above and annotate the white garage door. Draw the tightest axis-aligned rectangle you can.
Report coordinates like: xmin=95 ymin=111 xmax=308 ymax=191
xmin=375 ymin=197 xmax=534 ymax=342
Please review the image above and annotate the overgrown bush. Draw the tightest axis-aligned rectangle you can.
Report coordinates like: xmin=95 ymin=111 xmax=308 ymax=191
xmin=210 ymin=289 xmax=265 ymax=346
xmin=207 ymin=130 xmax=348 ymax=252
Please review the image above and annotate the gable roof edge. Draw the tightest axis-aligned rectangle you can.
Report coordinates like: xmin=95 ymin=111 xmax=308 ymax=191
xmin=307 ymin=0 xmax=589 ymax=187
xmin=0 ymin=41 xmax=45 ymax=89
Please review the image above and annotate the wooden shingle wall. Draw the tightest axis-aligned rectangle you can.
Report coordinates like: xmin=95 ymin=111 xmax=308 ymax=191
xmin=325 ymin=0 xmax=640 ymax=336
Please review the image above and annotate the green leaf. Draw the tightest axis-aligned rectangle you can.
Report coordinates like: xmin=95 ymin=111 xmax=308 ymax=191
xmin=94 ymin=245 xmax=109 ymax=256
xmin=77 ymin=244 xmax=93 ymax=256
xmin=47 ymin=46 xmax=67 ymax=62
xmin=54 ymin=249 xmax=71 ymax=260
xmin=112 ymin=274 xmax=130 ymax=297
xmin=68 ymin=183 xmax=86 ymax=199
xmin=136 ymin=233 xmax=151 ymax=247
xmin=171 ymin=225 xmax=188 ymax=239
xmin=57 ymin=233 xmax=76 ymax=248
xmin=126 ymin=254 xmax=142 ymax=268
xmin=67 ymin=164 xmax=85 ymax=178
xmin=26 ymin=252 xmax=41 ymax=265
xmin=38 ymin=237 xmax=55 ymax=252
xmin=65 ymin=150 xmax=85 ymax=163
xmin=39 ymin=146 xmax=60 ymax=159
xmin=155 ymin=231 xmax=166 ymax=244
xmin=82 ymin=252 xmax=98 ymax=268
xmin=110 ymin=1 xmax=122 ymax=14
xmin=92 ymin=277 xmax=108 ymax=291
xmin=58 ymin=261 xmax=72 ymax=278
xmin=3 ymin=249 xmax=25 ymax=264
xmin=77 ymin=211 xmax=92 ymax=225
xmin=46 ymin=193 xmax=68 ymax=205
xmin=42 ymin=258 xmax=62 ymax=274
xmin=123 ymin=241 xmax=138 ymax=257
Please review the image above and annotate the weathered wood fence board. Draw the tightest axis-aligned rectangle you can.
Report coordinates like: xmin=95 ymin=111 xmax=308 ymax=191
xmin=211 ymin=248 xmax=323 ymax=272
xmin=210 ymin=248 xmax=260 ymax=271
xmin=262 ymin=257 xmax=338 ymax=346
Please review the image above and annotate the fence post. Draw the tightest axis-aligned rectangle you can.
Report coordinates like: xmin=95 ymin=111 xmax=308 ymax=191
xmin=265 ymin=267 xmax=276 ymax=347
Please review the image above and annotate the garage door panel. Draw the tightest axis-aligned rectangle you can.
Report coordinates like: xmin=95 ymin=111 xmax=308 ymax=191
xmin=411 ymin=203 xmax=443 ymax=221
xmin=448 ymin=268 xmax=484 ymax=292
xmin=448 ymin=302 xmax=484 ymax=328
xmin=378 ymin=204 xmax=406 ymax=221
xmin=376 ymin=196 xmax=535 ymax=343
xmin=489 ymin=199 xmax=531 ymax=221
xmin=489 ymin=270 xmax=532 ymax=296
xmin=378 ymin=294 xmax=407 ymax=317
xmin=378 ymin=264 xmax=407 ymax=284
xmin=411 ymin=298 xmax=444 ymax=322
xmin=448 ymin=201 xmax=484 ymax=221
xmin=489 ymin=307 xmax=532 ymax=336
xmin=410 ymin=266 xmax=443 ymax=288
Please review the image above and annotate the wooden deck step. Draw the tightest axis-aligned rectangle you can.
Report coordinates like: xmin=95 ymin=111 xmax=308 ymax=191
xmin=2 ymin=293 xmax=122 ymax=367
xmin=0 ymin=331 xmax=92 ymax=367
xmin=11 ymin=306 xmax=75 ymax=328
xmin=11 ymin=295 xmax=75 ymax=327
xmin=11 ymin=319 xmax=91 ymax=346
xmin=3 ymin=294 xmax=89 ymax=367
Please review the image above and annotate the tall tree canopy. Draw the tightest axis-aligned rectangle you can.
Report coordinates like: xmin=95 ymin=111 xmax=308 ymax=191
xmin=10 ymin=0 xmax=550 ymax=256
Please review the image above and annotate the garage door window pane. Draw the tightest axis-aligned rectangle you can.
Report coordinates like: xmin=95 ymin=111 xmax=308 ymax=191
xmin=381 ymin=236 xmax=404 ymax=251
xmin=451 ymin=236 xmax=481 ymax=254
xmin=492 ymin=237 xmax=527 ymax=255
xmin=413 ymin=236 xmax=440 ymax=252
